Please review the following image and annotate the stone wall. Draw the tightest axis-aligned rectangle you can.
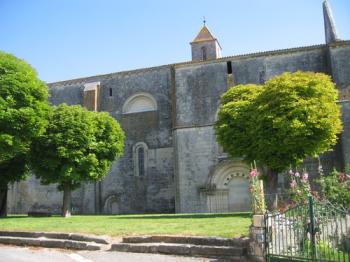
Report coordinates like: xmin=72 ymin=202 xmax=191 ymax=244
xmin=230 ymin=46 xmax=328 ymax=85
xmin=329 ymin=43 xmax=350 ymax=90
xmin=101 ymin=67 xmax=174 ymax=213
xmin=339 ymin=101 xmax=350 ymax=167
xmin=173 ymin=44 xmax=347 ymax=213
xmin=329 ymin=43 xmax=350 ymax=169
xmin=8 ymin=66 xmax=175 ymax=214
xmin=7 ymin=176 xmax=84 ymax=214
xmin=7 ymin=42 xmax=350 ymax=215
xmin=175 ymin=62 xmax=228 ymax=127
xmin=174 ymin=126 xmax=220 ymax=213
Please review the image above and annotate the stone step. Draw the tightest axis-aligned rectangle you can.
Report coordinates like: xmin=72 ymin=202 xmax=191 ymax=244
xmin=111 ymin=242 xmax=247 ymax=260
xmin=122 ymin=235 xmax=249 ymax=247
xmin=0 ymin=231 xmax=109 ymax=244
xmin=0 ymin=236 xmax=103 ymax=250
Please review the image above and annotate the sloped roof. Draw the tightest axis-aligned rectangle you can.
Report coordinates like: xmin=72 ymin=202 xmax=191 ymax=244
xmin=191 ymin=25 xmax=217 ymax=43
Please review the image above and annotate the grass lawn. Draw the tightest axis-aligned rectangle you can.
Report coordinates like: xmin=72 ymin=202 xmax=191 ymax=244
xmin=0 ymin=213 xmax=251 ymax=238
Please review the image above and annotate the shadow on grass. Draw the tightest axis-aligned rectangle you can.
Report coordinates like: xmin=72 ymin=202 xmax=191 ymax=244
xmin=110 ymin=212 xmax=251 ymax=220
xmin=0 ymin=215 xmax=30 ymax=219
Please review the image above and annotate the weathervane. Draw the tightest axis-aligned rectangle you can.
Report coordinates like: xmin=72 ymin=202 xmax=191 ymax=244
xmin=203 ymin=16 xmax=206 ymax=26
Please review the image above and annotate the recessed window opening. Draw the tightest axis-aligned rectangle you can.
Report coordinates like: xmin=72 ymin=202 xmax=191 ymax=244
xmin=227 ymin=61 xmax=232 ymax=74
xmin=133 ymin=142 xmax=148 ymax=177
xmin=201 ymin=46 xmax=207 ymax=61
xmin=138 ymin=147 xmax=145 ymax=177
xmin=109 ymin=88 xmax=113 ymax=97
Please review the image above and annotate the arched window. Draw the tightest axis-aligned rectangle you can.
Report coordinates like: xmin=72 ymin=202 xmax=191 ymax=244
xmin=133 ymin=142 xmax=148 ymax=177
xmin=201 ymin=46 xmax=207 ymax=61
xmin=123 ymin=93 xmax=157 ymax=114
xmin=138 ymin=147 xmax=145 ymax=177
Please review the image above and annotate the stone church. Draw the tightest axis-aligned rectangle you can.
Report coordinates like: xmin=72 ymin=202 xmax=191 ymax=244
xmin=7 ymin=1 xmax=350 ymax=214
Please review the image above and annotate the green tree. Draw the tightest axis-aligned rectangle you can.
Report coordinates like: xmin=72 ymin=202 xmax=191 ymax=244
xmin=215 ymin=71 xmax=342 ymax=197
xmin=0 ymin=51 xmax=48 ymax=216
xmin=30 ymin=104 xmax=125 ymax=217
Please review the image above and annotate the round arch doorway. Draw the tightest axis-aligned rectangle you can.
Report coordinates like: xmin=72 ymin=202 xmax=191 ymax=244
xmin=206 ymin=159 xmax=251 ymax=213
xmin=103 ymin=195 xmax=119 ymax=214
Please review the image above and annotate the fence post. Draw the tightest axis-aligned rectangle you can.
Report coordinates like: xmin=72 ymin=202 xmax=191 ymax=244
xmin=308 ymin=195 xmax=317 ymax=261
xmin=248 ymin=213 xmax=266 ymax=261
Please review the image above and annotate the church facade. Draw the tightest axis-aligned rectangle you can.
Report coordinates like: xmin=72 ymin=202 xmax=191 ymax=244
xmin=7 ymin=1 xmax=350 ymax=214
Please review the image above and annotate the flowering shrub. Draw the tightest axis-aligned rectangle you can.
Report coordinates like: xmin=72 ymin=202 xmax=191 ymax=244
xmin=288 ymin=169 xmax=311 ymax=204
xmin=249 ymin=164 xmax=266 ymax=214
xmin=318 ymin=168 xmax=350 ymax=210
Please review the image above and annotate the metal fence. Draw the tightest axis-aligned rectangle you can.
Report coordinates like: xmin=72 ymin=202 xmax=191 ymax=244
xmin=265 ymin=196 xmax=350 ymax=262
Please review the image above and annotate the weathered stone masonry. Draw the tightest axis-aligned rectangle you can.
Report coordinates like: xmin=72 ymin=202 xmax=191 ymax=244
xmin=7 ymin=1 xmax=350 ymax=215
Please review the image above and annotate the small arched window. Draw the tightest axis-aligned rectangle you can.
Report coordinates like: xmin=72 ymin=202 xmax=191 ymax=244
xmin=201 ymin=46 xmax=207 ymax=61
xmin=138 ymin=147 xmax=145 ymax=177
xmin=133 ymin=142 xmax=148 ymax=177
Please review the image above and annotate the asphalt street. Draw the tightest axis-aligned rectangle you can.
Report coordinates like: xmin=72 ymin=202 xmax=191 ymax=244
xmin=0 ymin=245 xmax=228 ymax=262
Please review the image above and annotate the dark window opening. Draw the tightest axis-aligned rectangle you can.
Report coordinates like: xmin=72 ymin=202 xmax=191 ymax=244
xmin=109 ymin=88 xmax=113 ymax=97
xmin=201 ymin=46 xmax=207 ymax=61
xmin=138 ymin=147 xmax=145 ymax=177
xmin=227 ymin=61 xmax=232 ymax=74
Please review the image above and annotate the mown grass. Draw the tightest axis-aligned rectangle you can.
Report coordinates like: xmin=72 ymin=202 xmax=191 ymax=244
xmin=0 ymin=212 xmax=251 ymax=238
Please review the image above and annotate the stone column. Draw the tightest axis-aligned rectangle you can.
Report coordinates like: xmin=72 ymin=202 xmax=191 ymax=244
xmin=248 ymin=214 xmax=266 ymax=262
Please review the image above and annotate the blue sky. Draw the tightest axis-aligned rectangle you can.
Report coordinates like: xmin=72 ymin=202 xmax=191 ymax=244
xmin=1 ymin=0 xmax=349 ymax=83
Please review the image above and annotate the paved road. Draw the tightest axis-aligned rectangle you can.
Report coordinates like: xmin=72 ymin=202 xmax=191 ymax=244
xmin=0 ymin=245 xmax=227 ymax=262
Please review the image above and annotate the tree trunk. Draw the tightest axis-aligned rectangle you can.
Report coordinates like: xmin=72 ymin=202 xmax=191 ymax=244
xmin=264 ymin=169 xmax=279 ymax=211
xmin=62 ymin=183 xmax=72 ymax=218
xmin=0 ymin=184 xmax=8 ymax=217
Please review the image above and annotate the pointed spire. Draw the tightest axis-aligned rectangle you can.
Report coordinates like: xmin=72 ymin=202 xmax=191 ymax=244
xmin=323 ymin=0 xmax=340 ymax=44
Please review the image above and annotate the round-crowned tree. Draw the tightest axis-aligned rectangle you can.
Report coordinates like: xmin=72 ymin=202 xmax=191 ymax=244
xmin=215 ymin=71 xmax=342 ymax=196
xmin=0 ymin=51 xmax=49 ymax=216
xmin=30 ymin=104 xmax=125 ymax=217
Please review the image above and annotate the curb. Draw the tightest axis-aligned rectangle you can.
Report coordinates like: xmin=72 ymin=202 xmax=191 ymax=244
xmin=123 ymin=235 xmax=250 ymax=247
xmin=0 ymin=236 xmax=102 ymax=250
xmin=0 ymin=231 xmax=109 ymax=244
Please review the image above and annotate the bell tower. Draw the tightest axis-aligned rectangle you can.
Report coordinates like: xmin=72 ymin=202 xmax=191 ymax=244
xmin=190 ymin=21 xmax=222 ymax=62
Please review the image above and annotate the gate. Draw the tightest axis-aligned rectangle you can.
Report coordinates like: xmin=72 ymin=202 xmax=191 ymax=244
xmin=265 ymin=196 xmax=350 ymax=261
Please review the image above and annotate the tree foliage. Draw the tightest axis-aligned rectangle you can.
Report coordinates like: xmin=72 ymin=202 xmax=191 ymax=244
xmin=0 ymin=51 xmax=48 ymax=163
xmin=30 ymin=104 xmax=125 ymax=216
xmin=0 ymin=154 xmax=29 ymax=187
xmin=215 ymin=84 xmax=262 ymax=160
xmin=0 ymin=51 xmax=49 ymax=216
xmin=215 ymin=71 xmax=342 ymax=174
xmin=30 ymin=104 xmax=125 ymax=187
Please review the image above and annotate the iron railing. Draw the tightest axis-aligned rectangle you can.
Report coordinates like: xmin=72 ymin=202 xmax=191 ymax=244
xmin=265 ymin=196 xmax=350 ymax=262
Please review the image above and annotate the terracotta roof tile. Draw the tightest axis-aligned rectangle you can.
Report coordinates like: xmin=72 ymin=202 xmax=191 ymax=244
xmin=191 ymin=26 xmax=216 ymax=43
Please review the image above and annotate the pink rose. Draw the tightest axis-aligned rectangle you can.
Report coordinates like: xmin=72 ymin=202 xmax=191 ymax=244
xmin=250 ymin=169 xmax=257 ymax=177
xmin=295 ymin=172 xmax=300 ymax=177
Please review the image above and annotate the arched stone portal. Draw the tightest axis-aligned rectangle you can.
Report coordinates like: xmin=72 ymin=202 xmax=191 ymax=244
xmin=103 ymin=195 xmax=119 ymax=214
xmin=205 ymin=160 xmax=251 ymax=213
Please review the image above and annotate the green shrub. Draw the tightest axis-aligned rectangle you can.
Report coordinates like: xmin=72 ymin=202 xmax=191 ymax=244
xmin=317 ymin=167 xmax=350 ymax=210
